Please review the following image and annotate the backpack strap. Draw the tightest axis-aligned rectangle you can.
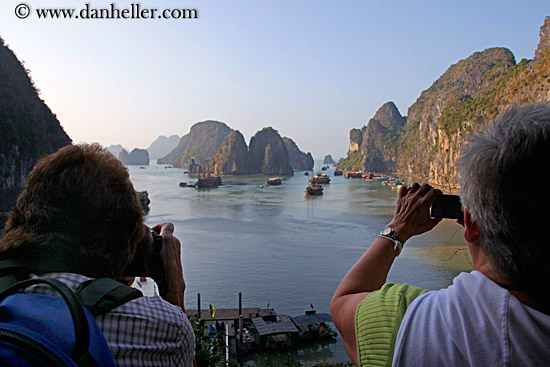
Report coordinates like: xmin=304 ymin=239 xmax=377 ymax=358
xmin=0 ymin=259 xmax=142 ymax=316
xmin=77 ymin=278 xmax=143 ymax=316
xmin=0 ymin=277 xmax=101 ymax=367
xmin=0 ymin=259 xmax=31 ymax=294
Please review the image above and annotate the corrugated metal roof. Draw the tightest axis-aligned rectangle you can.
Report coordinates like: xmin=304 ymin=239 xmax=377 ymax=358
xmin=251 ymin=315 xmax=299 ymax=336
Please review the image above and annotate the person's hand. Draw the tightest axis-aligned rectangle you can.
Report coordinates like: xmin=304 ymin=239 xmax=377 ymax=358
xmin=151 ymin=223 xmax=186 ymax=310
xmin=388 ymin=182 xmax=442 ymax=242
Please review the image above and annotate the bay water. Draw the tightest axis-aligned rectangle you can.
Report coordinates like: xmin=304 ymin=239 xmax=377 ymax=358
xmin=128 ymin=163 xmax=472 ymax=365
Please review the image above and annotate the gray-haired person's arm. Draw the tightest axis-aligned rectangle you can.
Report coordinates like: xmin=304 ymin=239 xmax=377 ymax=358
xmin=330 ymin=182 xmax=441 ymax=365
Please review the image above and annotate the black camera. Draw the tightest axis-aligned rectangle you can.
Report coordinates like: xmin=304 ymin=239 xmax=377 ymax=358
xmin=431 ymin=194 xmax=464 ymax=219
xmin=124 ymin=229 xmax=168 ymax=294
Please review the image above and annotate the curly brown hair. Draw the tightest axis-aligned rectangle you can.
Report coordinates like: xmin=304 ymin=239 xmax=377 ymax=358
xmin=0 ymin=143 xmax=144 ymax=277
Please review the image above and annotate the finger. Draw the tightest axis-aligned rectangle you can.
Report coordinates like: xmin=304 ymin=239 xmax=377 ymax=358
xmin=408 ymin=182 xmax=420 ymax=194
xmin=152 ymin=223 xmax=175 ymax=236
xmin=416 ymin=183 xmax=432 ymax=196
xmin=398 ymin=184 xmax=408 ymax=197
xmin=423 ymin=187 xmax=442 ymax=203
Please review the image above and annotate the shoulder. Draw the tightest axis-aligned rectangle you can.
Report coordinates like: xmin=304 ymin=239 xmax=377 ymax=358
xmin=392 ymin=271 xmax=511 ymax=366
xmin=98 ymin=295 xmax=195 ymax=366
xmin=103 ymin=294 xmax=192 ymax=330
xmin=355 ymin=283 xmax=427 ymax=367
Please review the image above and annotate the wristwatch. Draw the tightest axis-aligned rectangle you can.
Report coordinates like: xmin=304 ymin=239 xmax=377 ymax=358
xmin=379 ymin=227 xmax=403 ymax=256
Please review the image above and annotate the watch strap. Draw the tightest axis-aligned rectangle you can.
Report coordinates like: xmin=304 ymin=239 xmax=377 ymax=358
xmin=379 ymin=228 xmax=403 ymax=256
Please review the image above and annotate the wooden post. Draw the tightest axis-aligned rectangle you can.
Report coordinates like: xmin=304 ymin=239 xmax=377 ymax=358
xmin=197 ymin=293 xmax=201 ymax=320
xmin=239 ymin=292 xmax=243 ymax=345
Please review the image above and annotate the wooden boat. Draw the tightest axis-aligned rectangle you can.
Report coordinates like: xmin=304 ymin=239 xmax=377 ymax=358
xmin=305 ymin=184 xmax=324 ymax=195
xmin=195 ymin=176 xmax=222 ymax=188
xmin=267 ymin=177 xmax=282 ymax=185
xmin=345 ymin=171 xmax=363 ymax=178
xmin=195 ymin=165 xmax=222 ymax=188
xmin=309 ymin=173 xmax=330 ymax=184
xmin=334 ymin=169 xmax=343 ymax=176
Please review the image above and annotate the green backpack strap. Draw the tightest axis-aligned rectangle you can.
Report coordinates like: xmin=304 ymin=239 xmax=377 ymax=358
xmin=77 ymin=278 xmax=143 ymax=316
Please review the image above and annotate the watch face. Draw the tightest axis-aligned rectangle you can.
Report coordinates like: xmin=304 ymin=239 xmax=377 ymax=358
xmin=382 ymin=227 xmax=392 ymax=236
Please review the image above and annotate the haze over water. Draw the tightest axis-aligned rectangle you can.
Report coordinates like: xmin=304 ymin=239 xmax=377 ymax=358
xmin=128 ymin=163 xmax=471 ymax=365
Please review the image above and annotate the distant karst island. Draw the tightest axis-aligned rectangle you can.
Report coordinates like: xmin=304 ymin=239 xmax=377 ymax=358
xmin=157 ymin=120 xmax=314 ymax=176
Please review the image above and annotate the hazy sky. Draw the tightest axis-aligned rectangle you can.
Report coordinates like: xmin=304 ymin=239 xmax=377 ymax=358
xmin=1 ymin=1 xmax=549 ymax=159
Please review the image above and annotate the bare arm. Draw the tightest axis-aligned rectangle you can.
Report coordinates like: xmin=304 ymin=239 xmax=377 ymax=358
xmin=151 ymin=223 xmax=186 ymax=311
xmin=330 ymin=183 xmax=441 ymax=365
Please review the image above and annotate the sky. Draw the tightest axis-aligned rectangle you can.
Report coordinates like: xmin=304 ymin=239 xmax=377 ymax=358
xmin=1 ymin=1 xmax=549 ymax=160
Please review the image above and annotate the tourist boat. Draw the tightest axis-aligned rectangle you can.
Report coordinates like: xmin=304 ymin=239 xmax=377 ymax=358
xmin=345 ymin=171 xmax=363 ymax=178
xmin=195 ymin=165 xmax=222 ymax=188
xmin=292 ymin=309 xmax=337 ymax=344
xmin=267 ymin=177 xmax=282 ymax=185
xmin=305 ymin=184 xmax=324 ymax=195
xmin=309 ymin=173 xmax=330 ymax=184
xmin=334 ymin=169 xmax=343 ymax=176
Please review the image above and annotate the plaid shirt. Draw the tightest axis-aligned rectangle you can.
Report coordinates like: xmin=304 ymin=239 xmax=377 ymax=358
xmin=26 ymin=273 xmax=195 ymax=366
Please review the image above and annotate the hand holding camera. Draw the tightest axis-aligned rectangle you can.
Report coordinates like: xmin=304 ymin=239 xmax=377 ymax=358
xmin=124 ymin=223 xmax=185 ymax=310
xmin=388 ymin=182 xmax=443 ymax=242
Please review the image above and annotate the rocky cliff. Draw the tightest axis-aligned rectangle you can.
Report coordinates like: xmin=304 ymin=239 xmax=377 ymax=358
xmin=0 ymin=37 xmax=71 ymax=212
xmin=119 ymin=148 xmax=149 ymax=165
xmin=283 ymin=137 xmax=313 ymax=170
xmin=249 ymin=127 xmax=294 ymax=176
xmin=341 ymin=17 xmax=550 ymax=187
xmin=160 ymin=120 xmax=231 ymax=168
xmin=147 ymin=134 xmax=180 ymax=160
xmin=158 ymin=133 xmax=189 ymax=165
xmin=209 ymin=130 xmax=252 ymax=174
xmin=340 ymin=102 xmax=406 ymax=172
xmin=158 ymin=122 xmax=300 ymax=176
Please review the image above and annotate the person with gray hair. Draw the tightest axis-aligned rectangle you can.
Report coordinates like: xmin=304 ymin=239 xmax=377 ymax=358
xmin=331 ymin=103 xmax=550 ymax=367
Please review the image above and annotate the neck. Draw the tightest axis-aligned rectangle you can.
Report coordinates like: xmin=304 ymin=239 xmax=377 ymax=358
xmin=470 ymin=244 xmax=549 ymax=315
xmin=474 ymin=254 xmax=549 ymax=315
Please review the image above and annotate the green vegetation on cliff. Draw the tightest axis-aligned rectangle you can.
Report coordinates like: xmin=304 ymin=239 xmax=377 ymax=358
xmin=342 ymin=17 xmax=550 ymax=187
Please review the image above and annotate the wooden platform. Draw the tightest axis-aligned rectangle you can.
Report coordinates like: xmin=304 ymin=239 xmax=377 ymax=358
xmin=186 ymin=307 xmax=266 ymax=321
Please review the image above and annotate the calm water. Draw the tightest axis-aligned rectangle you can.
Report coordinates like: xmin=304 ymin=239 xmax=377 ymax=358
xmin=128 ymin=163 xmax=472 ymax=365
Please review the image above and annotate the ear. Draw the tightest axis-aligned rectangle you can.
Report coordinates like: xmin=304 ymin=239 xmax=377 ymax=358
xmin=464 ymin=209 xmax=480 ymax=245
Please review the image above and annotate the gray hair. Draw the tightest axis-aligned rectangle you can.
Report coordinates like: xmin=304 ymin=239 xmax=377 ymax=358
xmin=458 ymin=103 xmax=550 ymax=295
